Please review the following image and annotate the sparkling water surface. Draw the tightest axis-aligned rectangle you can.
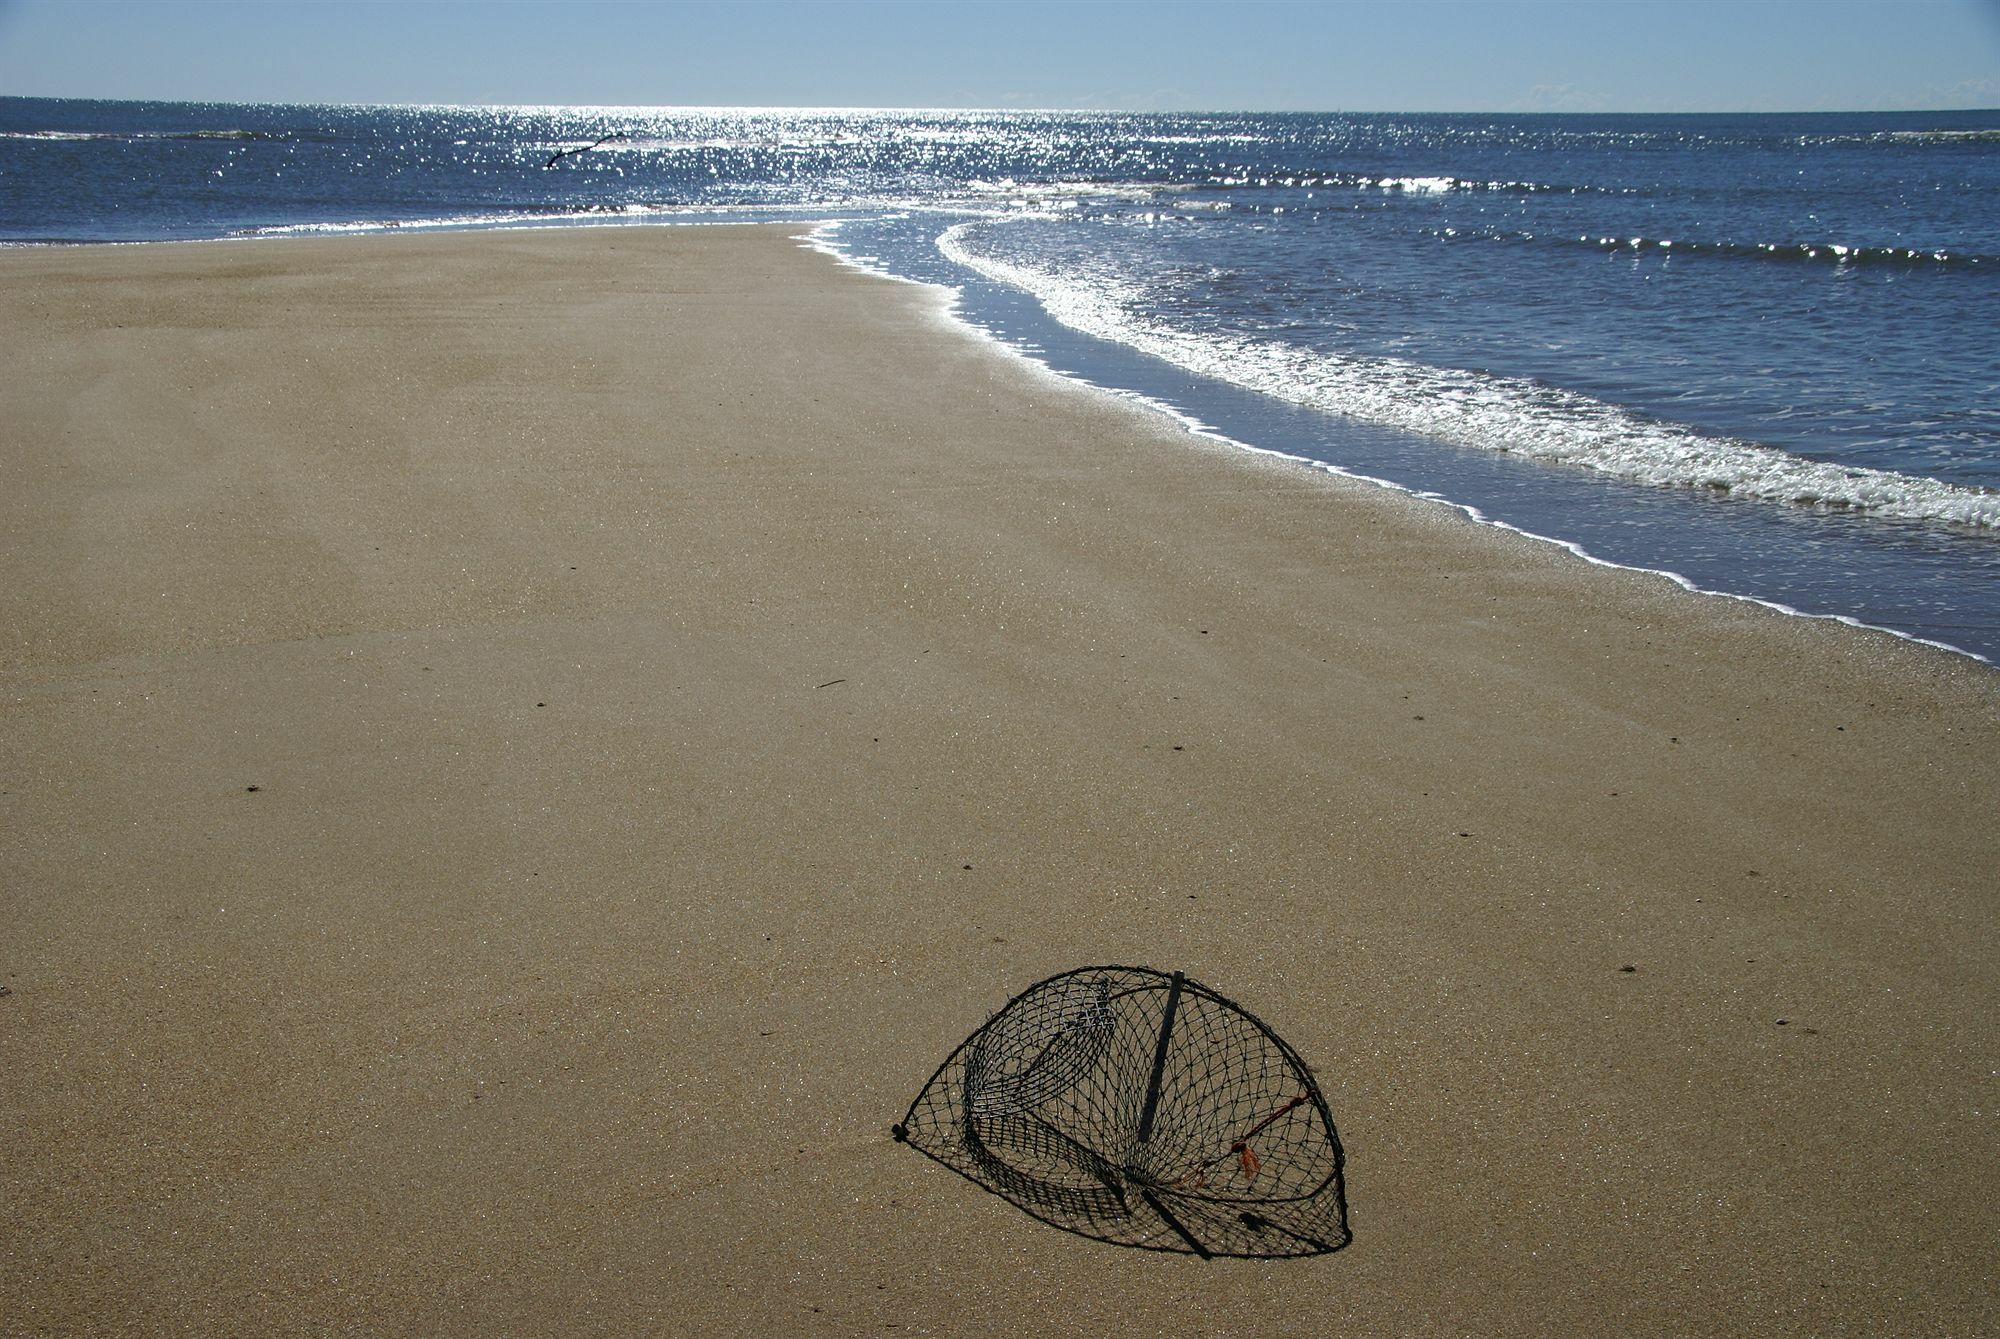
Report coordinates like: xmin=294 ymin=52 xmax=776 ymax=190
xmin=5 ymin=99 xmax=1995 ymax=659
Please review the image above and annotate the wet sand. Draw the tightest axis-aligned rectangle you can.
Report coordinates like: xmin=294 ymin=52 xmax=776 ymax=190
xmin=3 ymin=225 xmax=1995 ymax=1337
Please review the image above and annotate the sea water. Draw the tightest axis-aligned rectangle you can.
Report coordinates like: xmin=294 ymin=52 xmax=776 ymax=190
xmin=4 ymin=99 xmax=1995 ymax=659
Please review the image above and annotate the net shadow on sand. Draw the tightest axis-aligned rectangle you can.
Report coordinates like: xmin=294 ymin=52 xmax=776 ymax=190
xmin=893 ymin=965 xmax=1350 ymax=1259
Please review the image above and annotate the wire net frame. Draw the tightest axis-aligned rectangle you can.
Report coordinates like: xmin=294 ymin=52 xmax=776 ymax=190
xmin=893 ymin=965 xmax=1350 ymax=1259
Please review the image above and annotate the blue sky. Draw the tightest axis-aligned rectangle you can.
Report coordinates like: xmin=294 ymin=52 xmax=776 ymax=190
xmin=0 ymin=0 xmax=1995 ymax=112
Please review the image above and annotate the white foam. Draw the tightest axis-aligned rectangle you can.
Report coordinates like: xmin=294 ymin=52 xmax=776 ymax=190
xmin=935 ymin=221 xmax=2000 ymax=533
xmin=1376 ymin=175 xmax=1456 ymax=194
xmin=800 ymin=220 xmax=1990 ymax=663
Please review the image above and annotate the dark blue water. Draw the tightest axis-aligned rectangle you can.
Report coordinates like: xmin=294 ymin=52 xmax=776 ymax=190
xmin=5 ymin=99 xmax=1996 ymax=659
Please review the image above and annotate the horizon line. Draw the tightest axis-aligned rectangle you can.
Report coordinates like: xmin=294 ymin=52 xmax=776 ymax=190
xmin=5 ymin=94 xmax=1999 ymax=118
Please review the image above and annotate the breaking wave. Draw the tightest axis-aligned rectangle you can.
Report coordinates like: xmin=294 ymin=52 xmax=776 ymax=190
xmin=938 ymin=220 xmax=2000 ymax=532
xmin=1431 ymin=225 xmax=1994 ymax=269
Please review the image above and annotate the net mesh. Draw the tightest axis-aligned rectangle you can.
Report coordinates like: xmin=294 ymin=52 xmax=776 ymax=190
xmin=893 ymin=965 xmax=1350 ymax=1259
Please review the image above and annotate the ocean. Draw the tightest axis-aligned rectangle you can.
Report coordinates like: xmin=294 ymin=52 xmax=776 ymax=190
xmin=5 ymin=98 xmax=1996 ymax=660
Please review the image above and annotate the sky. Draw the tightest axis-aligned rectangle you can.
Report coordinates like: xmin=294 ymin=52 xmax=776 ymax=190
xmin=0 ymin=0 xmax=1995 ymax=113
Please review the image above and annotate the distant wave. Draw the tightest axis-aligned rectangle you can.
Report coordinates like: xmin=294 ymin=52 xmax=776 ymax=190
xmin=939 ymin=220 xmax=2000 ymax=532
xmin=233 ymin=202 xmax=677 ymax=236
xmin=228 ymin=199 xmax=860 ymax=238
xmin=951 ymin=171 xmax=1637 ymax=216
xmin=962 ymin=178 xmax=1205 ymax=211
xmin=1432 ymin=225 xmax=1995 ymax=269
xmin=1205 ymin=171 xmax=1637 ymax=197
xmin=1868 ymin=128 xmax=2000 ymax=144
xmin=1 ymin=127 xmax=275 ymax=142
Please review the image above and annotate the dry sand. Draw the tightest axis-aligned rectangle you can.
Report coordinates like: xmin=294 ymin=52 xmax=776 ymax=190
xmin=2 ymin=225 xmax=1995 ymax=1337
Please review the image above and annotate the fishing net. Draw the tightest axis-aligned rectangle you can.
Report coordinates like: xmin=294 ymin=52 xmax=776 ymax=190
xmin=893 ymin=965 xmax=1349 ymax=1259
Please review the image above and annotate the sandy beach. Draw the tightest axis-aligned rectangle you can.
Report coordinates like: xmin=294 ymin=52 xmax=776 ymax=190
xmin=3 ymin=225 xmax=1995 ymax=1336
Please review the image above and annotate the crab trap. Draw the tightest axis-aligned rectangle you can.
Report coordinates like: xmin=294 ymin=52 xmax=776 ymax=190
xmin=893 ymin=965 xmax=1350 ymax=1259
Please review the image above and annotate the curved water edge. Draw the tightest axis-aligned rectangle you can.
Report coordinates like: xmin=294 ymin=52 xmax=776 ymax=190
xmin=809 ymin=217 xmax=1995 ymax=665
xmin=934 ymin=220 xmax=1999 ymax=535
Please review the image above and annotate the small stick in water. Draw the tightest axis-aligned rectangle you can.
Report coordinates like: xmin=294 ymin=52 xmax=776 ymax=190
xmin=544 ymin=133 xmax=629 ymax=168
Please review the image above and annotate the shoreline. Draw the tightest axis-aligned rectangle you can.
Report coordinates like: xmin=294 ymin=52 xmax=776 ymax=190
xmin=3 ymin=224 xmax=1995 ymax=1336
xmin=10 ymin=213 xmax=1998 ymax=663
xmin=814 ymin=222 xmax=1993 ymax=663
xmin=833 ymin=214 xmax=2000 ymax=663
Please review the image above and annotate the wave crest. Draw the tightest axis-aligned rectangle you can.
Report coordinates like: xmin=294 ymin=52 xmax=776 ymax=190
xmin=1429 ymin=226 xmax=1994 ymax=268
xmin=938 ymin=221 xmax=2000 ymax=532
